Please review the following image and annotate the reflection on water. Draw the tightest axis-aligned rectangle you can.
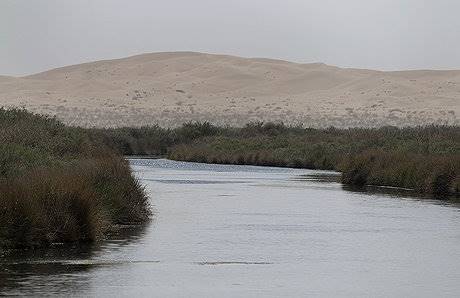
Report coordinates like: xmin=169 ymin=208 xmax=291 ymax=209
xmin=0 ymin=224 xmax=148 ymax=296
xmin=292 ymin=173 xmax=341 ymax=183
xmin=2 ymin=159 xmax=460 ymax=297
xmin=297 ymin=172 xmax=460 ymax=207
xmin=143 ymin=178 xmax=246 ymax=184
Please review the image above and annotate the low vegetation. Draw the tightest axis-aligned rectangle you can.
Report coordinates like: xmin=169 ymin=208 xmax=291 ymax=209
xmin=2 ymin=111 xmax=458 ymax=247
xmin=93 ymin=122 xmax=460 ymax=197
xmin=0 ymin=109 xmax=150 ymax=248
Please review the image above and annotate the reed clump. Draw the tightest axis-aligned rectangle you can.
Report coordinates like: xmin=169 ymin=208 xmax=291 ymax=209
xmin=0 ymin=109 xmax=150 ymax=248
xmin=339 ymin=150 xmax=460 ymax=196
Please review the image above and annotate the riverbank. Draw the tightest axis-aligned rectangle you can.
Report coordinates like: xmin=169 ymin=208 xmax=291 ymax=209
xmin=0 ymin=109 xmax=150 ymax=248
xmin=93 ymin=122 xmax=460 ymax=197
xmin=2 ymin=113 xmax=458 ymax=247
xmin=5 ymin=158 xmax=458 ymax=297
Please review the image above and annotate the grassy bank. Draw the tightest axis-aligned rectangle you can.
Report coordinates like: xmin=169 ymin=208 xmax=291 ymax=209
xmin=3 ymin=109 xmax=455 ymax=249
xmin=93 ymin=122 xmax=460 ymax=197
xmin=0 ymin=109 xmax=150 ymax=248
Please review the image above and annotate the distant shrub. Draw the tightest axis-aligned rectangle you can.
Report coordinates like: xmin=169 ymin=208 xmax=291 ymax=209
xmin=176 ymin=121 xmax=221 ymax=141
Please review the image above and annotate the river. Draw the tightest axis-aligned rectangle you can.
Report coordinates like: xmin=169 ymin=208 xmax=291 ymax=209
xmin=1 ymin=159 xmax=460 ymax=297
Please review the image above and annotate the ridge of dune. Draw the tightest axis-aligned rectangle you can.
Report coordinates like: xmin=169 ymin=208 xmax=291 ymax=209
xmin=1 ymin=52 xmax=459 ymax=127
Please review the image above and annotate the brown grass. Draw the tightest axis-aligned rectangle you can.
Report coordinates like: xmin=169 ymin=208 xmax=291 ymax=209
xmin=0 ymin=157 xmax=150 ymax=248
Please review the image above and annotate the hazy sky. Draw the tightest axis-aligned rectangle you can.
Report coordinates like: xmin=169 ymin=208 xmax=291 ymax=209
xmin=2 ymin=0 xmax=460 ymax=76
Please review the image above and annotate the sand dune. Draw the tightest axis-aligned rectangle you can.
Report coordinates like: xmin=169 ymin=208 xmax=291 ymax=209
xmin=1 ymin=52 xmax=459 ymax=127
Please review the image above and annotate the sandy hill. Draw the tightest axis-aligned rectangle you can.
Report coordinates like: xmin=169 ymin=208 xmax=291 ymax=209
xmin=1 ymin=52 xmax=459 ymax=127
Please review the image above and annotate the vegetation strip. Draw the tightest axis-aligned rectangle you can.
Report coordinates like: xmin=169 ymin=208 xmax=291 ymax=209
xmin=91 ymin=121 xmax=459 ymax=197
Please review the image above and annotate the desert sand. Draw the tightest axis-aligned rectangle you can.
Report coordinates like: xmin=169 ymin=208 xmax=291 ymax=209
xmin=1 ymin=52 xmax=459 ymax=127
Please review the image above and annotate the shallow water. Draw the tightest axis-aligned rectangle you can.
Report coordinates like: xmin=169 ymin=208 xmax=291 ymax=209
xmin=1 ymin=159 xmax=460 ymax=297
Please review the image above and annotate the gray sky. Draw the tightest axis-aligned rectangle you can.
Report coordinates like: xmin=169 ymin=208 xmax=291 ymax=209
xmin=1 ymin=0 xmax=460 ymax=76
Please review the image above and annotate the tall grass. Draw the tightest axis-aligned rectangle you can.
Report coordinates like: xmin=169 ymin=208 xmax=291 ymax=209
xmin=92 ymin=121 xmax=460 ymax=197
xmin=340 ymin=150 xmax=460 ymax=196
xmin=0 ymin=109 xmax=150 ymax=248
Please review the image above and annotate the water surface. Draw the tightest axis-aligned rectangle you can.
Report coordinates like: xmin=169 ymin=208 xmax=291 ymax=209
xmin=1 ymin=159 xmax=460 ymax=297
